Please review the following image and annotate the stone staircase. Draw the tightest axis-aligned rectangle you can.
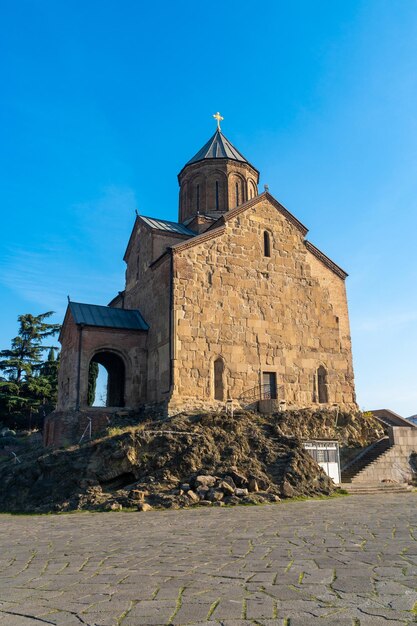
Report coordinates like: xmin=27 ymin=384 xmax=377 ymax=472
xmin=340 ymin=425 xmax=417 ymax=494
xmin=341 ymin=437 xmax=391 ymax=482
xmin=340 ymin=482 xmax=413 ymax=494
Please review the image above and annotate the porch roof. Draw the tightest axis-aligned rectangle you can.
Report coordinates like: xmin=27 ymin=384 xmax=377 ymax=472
xmin=69 ymin=302 xmax=149 ymax=331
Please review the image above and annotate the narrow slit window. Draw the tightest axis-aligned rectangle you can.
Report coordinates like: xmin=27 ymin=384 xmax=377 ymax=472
xmin=214 ymin=357 xmax=225 ymax=400
xmin=236 ymin=182 xmax=239 ymax=207
xmin=263 ymin=231 xmax=271 ymax=257
xmin=215 ymin=181 xmax=219 ymax=210
xmin=317 ymin=366 xmax=328 ymax=404
xmin=196 ymin=184 xmax=200 ymax=212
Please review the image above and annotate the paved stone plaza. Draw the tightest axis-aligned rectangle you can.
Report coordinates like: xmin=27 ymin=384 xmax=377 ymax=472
xmin=0 ymin=494 xmax=416 ymax=625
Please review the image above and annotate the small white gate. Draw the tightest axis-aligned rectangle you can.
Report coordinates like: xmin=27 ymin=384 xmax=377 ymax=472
xmin=303 ymin=440 xmax=341 ymax=484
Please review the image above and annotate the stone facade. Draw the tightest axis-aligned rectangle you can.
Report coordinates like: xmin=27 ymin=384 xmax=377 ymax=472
xmin=56 ymin=314 xmax=148 ymax=412
xmin=46 ymin=125 xmax=357 ymax=445
xmin=167 ymin=195 xmax=356 ymax=412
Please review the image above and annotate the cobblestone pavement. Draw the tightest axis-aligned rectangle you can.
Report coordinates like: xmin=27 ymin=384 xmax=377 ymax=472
xmin=0 ymin=494 xmax=417 ymax=626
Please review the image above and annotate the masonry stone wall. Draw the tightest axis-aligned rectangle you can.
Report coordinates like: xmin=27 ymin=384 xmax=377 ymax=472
xmin=306 ymin=251 xmax=352 ymax=356
xmin=169 ymin=197 xmax=356 ymax=411
xmin=152 ymin=231 xmax=189 ymax=263
xmin=56 ymin=315 xmax=147 ymax=411
xmin=178 ymin=159 xmax=259 ymax=223
xmin=124 ymin=222 xmax=172 ymax=403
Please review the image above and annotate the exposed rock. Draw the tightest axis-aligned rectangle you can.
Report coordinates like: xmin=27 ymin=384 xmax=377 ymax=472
xmin=195 ymin=475 xmax=217 ymax=488
xmin=227 ymin=468 xmax=248 ymax=487
xmin=224 ymin=495 xmax=240 ymax=505
xmin=186 ymin=489 xmax=199 ymax=502
xmin=107 ymin=502 xmax=122 ymax=511
xmin=208 ymin=489 xmax=224 ymax=502
xmin=129 ymin=489 xmax=147 ymax=501
xmin=281 ymin=481 xmax=295 ymax=498
xmin=137 ymin=502 xmax=153 ymax=512
xmin=218 ymin=480 xmax=235 ymax=495
xmin=0 ymin=408 xmax=379 ymax=513
xmin=222 ymin=476 xmax=237 ymax=491
xmin=268 ymin=494 xmax=281 ymax=502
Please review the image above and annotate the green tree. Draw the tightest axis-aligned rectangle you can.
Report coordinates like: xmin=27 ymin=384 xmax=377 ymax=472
xmin=0 ymin=312 xmax=61 ymax=429
xmin=87 ymin=361 xmax=99 ymax=406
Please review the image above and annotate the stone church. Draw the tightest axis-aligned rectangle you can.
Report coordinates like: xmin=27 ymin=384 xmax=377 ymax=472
xmin=46 ymin=116 xmax=357 ymax=444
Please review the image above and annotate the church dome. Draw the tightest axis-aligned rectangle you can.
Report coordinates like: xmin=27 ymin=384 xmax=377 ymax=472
xmin=178 ymin=117 xmax=259 ymax=224
xmin=184 ymin=129 xmax=256 ymax=170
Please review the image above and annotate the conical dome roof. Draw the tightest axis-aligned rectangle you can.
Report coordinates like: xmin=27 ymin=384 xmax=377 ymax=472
xmin=185 ymin=129 xmax=255 ymax=168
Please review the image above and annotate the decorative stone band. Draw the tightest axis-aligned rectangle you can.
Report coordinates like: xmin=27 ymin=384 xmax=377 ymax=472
xmin=171 ymin=225 xmax=227 ymax=254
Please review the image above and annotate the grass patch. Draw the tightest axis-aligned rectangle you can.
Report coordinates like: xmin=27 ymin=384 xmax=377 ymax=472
xmin=281 ymin=491 xmax=350 ymax=504
xmin=206 ymin=599 xmax=219 ymax=619
xmin=167 ymin=586 xmax=185 ymax=623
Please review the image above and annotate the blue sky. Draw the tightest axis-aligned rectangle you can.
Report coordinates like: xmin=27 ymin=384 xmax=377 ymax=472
xmin=1 ymin=1 xmax=416 ymax=415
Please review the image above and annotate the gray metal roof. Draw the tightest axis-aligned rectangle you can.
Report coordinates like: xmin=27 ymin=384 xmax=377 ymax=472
xmin=139 ymin=215 xmax=196 ymax=236
xmin=186 ymin=130 xmax=251 ymax=166
xmin=69 ymin=302 xmax=149 ymax=331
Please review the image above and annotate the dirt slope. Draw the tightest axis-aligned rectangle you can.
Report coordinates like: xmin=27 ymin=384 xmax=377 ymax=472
xmin=0 ymin=409 xmax=383 ymax=513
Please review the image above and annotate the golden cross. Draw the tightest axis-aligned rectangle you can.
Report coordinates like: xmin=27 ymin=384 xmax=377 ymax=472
xmin=213 ymin=111 xmax=224 ymax=130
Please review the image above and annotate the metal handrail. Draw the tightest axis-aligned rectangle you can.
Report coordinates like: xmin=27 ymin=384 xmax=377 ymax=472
xmin=340 ymin=436 xmax=390 ymax=472
xmin=238 ymin=383 xmax=279 ymax=403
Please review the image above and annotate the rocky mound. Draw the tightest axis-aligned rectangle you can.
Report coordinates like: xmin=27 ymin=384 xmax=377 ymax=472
xmin=0 ymin=409 xmax=383 ymax=514
xmin=275 ymin=408 xmax=385 ymax=448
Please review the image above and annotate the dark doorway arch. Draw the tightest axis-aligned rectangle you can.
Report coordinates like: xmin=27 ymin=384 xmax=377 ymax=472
xmin=87 ymin=351 xmax=125 ymax=407
xmin=317 ymin=366 xmax=328 ymax=404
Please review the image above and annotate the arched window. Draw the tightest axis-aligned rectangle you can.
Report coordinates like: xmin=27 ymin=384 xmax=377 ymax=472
xmin=235 ymin=182 xmax=239 ymax=207
xmin=87 ymin=351 xmax=125 ymax=407
xmin=263 ymin=231 xmax=271 ymax=257
xmin=317 ymin=366 xmax=328 ymax=404
xmin=248 ymin=180 xmax=257 ymax=200
xmin=215 ymin=181 xmax=219 ymax=210
xmin=213 ymin=357 xmax=225 ymax=401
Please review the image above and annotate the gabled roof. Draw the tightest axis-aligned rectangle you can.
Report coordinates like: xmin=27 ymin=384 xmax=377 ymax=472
xmin=68 ymin=302 xmax=149 ymax=331
xmin=170 ymin=192 xmax=348 ymax=280
xmin=139 ymin=215 xmax=196 ymax=236
xmin=180 ymin=129 xmax=258 ymax=175
xmin=123 ymin=214 xmax=195 ymax=261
